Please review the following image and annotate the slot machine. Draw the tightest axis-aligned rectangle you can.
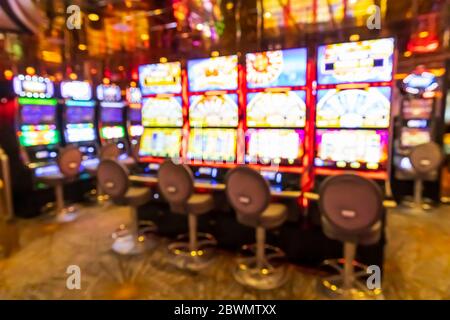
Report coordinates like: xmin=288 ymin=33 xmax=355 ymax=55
xmin=96 ymin=83 xmax=129 ymax=158
xmin=60 ymin=80 xmax=99 ymax=175
xmin=244 ymin=48 xmax=309 ymax=192
xmin=136 ymin=61 xmax=184 ymax=176
xmin=0 ymin=74 xmax=62 ymax=217
xmin=392 ymin=66 xmax=442 ymax=202
xmin=126 ymin=85 xmax=144 ymax=148
xmin=313 ymin=38 xmax=395 ymax=194
xmin=440 ymin=60 xmax=450 ymax=202
xmin=186 ymin=55 xmax=240 ymax=183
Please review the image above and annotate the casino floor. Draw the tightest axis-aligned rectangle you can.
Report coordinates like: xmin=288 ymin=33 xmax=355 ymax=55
xmin=0 ymin=203 xmax=449 ymax=300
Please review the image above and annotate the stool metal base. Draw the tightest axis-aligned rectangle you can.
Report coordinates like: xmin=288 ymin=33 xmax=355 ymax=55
xmin=401 ymin=196 xmax=435 ymax=214
xmin=318 ymin=259 xmax=384 ymax=300
xmin=233 ymin=244 xmax=288 ymax=290
xmin=167 ymin=233 xmax=217 ymax=271
xmin=42 ymin=203 xmax=79 ymax=223
xmin=85 ymin=189 xmax=110 ymax=204
xmin=111 ymin=221 xmax=158 ymax=256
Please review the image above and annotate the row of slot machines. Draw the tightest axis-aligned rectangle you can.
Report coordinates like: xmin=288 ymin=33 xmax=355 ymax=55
xmin=134 ymin=37 xmax=397 ymax=196
xmin=0 ymin=76 xmax=143 ymax=216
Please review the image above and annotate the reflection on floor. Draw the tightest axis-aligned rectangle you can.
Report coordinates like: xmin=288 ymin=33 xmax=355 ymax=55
xmin=0 ymin=203 xmax=449 ymax=299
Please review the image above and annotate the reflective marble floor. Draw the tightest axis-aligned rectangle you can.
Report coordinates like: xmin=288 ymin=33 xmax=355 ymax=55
xmin=0 ymin=202 xmax=449 ymax=300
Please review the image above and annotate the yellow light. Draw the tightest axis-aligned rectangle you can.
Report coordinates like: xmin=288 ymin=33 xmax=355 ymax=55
xmin=26 ymin=67 xmax=35 ymax=75
xmin=190 ymin=250 xmax=197 ymax=257
xmin=160 ymin=57 xmax=168 ymax=63
xmin=69 ymin=73 xmax=77 ymax=80
xmin=78 ymin=44 xmax=87 ymax=51
xmin=103 ymin=78 xmax=110 ymax=85
xmin=140 ymin=34 xmax=149 ymax=41
xmin=130 ymin=81 xmax=136 ymax=87
xmin=196 ymin=23 xmax=204 ymax=31
xmin=138 ymin=236 xmax=145 ymax=242
xmin=88 ymin=13 xmax=99 ymax=22
xmin=418 ymin=31 xmax=429 ymax=38
xmin=118 ymin=66 xmax=124 ymax=71
xmin=349 ymin=34 xmax=360 ymax=42
xmin=403 ymin=51 xmax=412 ymax=58
xmin=350 ymin=162 xmax=361 ymax=169
xmin=4 ymin=70 xmax=13 ymax=80
xmin=261 ymin=268 xmax=269 ymax=275
xmin=197 ymin=250 xmax=204 ymax=256
xmin=226 ymin=2 xmax=234 ymax=10
xmin=211 ymin=51 xmax=219 ymax=57
xmin=264 ymin=12 xmax=272 ymax=19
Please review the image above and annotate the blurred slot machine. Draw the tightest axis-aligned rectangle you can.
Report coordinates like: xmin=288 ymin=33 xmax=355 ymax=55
xmin=96 ymin=83 xmax=129 ymax=159
xmin=186 ymin=55 xmax=239 ymax=183
xmin=392 ymin=66 xmax=442 ymax=202
xmin=314 ymin=38 xmax=395 ymax=193
xmin=126 ymin=86 xmax=144 ymax=148
xmin=0 ymin=74 xmax=62 ymax=217
xmin=244 ymin=48 xmax=308 ymax=192
xmin=136 ymin=61 xmax=183 ymax=176
xmin=441 ymin=60 xmax=450 ymax=202
xmin=60 ymin=80 xmax=99 ymax=175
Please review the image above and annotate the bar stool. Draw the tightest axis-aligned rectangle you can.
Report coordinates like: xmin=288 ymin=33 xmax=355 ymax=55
xmin=97 ymin=159 xmax=157 ymax=255
xmin=403 ymin=142 xmax=443 ymax=212
xmin=318 ymin=173 xmax=384 ymax=300
xmin=38 ymin=146 xmax=82 ymax=223
xmin=225 ymin=166 xmax=289 ymax=290
xmin=157 ymin=160 xmax=217 ymax=271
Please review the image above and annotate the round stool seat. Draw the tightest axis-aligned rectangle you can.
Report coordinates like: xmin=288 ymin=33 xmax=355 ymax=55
xmin=121 ymin=187 xmax=152 ymax=207
xmin=238 ymin=203 xmax=288 ymax=230
xmin=410 ymin=142 xmax=443 ymax=176
xmin=186 ymin=194 xmax=215 ymax=215
xmin=321 ymin=216 xmax=382 ymax=245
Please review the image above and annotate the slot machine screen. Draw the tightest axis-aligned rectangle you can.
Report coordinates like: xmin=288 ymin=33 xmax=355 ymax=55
xmin=66 ymin=123 xmax=96 ymax=143
xmin=61 ymin=81 xmax=92 ymax=101
xmin=21 ymin=105 xmax=57 ymax=125
xmin=245 ymin=129 xmax=304 ymax=165
xmin=129 ymin=107 xmax=142 ymax=123
xmin=101 ymin=107 xmax=123 ymax=123
xmin=246 ymin=48 xmax=307 ymax=89
xmin=19 ymin=125 xmax=59 ymax=147
xmin=187 ymin=128 xmax=236 ymax=162
xmin=187 ymin=55 xmax=238 ymax=92
xmin=445 ymin=92 xmax=450 ymax=125
xmin=142 ymin=97 xmax=183 ymax=127
xmin=402 ymin=99 xmax=434 ymax=120
xmin=138 ymin=128 xmax=182 ymax=158
xmin=317 ymin=38 xmax=394 ymax=85
xmin=315 ymin=129 xmax=389 ymax=170
xmin=138 ymin=62 xmax=182 ymax=95
xmin=246 ymin=91 xmax=306 ymax=128
xmin=66 ymin=106 xmax=95 ymax=124
xmin=189 ymin=94 xmax=238 ymax=128
xmin=316 ymin=87 xmax=391 ymax=128
xmin=100 ymin=126 xmax=125 ymax=139
xmin=400 ymin=128 xmax=431 ymax=148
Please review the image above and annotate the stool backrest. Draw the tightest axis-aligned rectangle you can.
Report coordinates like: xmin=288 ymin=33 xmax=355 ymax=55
xmin=57 ymin=146 xmax=82 ymax=178
xmin=225 ymin=166 xmax=271 ymax=217
xmin=97 ymin=159 xmax=130 ymax=199
xmin=157 ymin=160 xmax=194 ymax=204
xmin=409 ymin=142 xmax=443 ymax=176
xmin=100 ymin=143 xmax=120 ymax=160
xmin=319 ymin=173 xmax=383 ymax=234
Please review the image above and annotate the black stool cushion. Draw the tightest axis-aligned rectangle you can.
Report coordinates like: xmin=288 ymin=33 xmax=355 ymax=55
xmin=321 ymin=216 xmax=382 ymax=245
xmin=238 ymin=203 xmax=288 ymax=230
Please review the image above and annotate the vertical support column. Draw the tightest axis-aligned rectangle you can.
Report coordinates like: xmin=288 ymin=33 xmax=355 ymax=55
xmin=130 ymin=206 xmax=139 ymax=242
xmin=414 ymin=178 xmax=423 ymax=207
xmin=55 ymin=184 xmax=65 ymax=214
xmin=343 ymin=242 xmax=356 ymax=290
xmin=256 ymin=226 xmax=266 ymax=270
xmin=188 ymin=213 xmax=198 ymax=252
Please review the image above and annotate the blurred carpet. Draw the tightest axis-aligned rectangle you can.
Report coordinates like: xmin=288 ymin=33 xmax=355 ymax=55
xmin=0 ymin=203 xmax=449 ymax=300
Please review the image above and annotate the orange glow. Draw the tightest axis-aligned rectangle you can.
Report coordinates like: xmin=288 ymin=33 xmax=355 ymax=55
xmin=103 ymin=78 xmax=111 ymax=85
xmin=418 ymin=31 xmax=429 ymax=38
xmin=4 ymin=70 xmax=13 ymax=80
xmin=69 ymin=73 xmax=78 ymax=80
xmin=26 ymin=67 xmax=36 ymax=75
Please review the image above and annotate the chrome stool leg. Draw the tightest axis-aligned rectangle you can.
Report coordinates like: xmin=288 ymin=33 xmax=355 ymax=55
xmin=167 ymin=213 xmax=217 ymax=271
xmin=401 ymin=178 xmax=434 ymax=213
xmin=233 ymin=227 xmax=289 ymax=290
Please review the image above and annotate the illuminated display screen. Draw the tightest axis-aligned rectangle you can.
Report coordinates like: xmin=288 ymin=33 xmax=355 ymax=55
xmin=188 ymin=55 xmax=238 ymax=92
xmin=66 ymin=123 xmax=96 ymax=143
xmin=245 ymin=129 xmax=304 ymax=165
xmin=247 ymin=91 xmax=306 ymax=128
xmin=402 ymin=98 xmax=433 ymax=120
xmin=139 ymin=128 xmax=182 ymax=158
xmin=126 ymin=87 xmax=142 ymax=104
xmin=444 ymin=133 xmax=450 ymax=155
xmin=97 ymin=84 xmax=122 ymax=102
xmin=21 ymin=105 xmax=57 ymax=125
xmin=317 ymin=38 xmax=394 ymax=84
xmin=445 ymin=92 xmax=450 ymax=125
xmin=142 ymin=96 xmax=183 ymax=127
xmin=19 ymin=125 xmax=59 ymax=147
xmin=402 ymin=72 xmax=438 ymax=95
xmin=66 ymin=106 xmax=95 ymax=124
xmin=400 ymin=128 xmax=431 ymax=148
xmin=187 ymin=128 xmax=236 ymax=162
xmin=138 ymin=62 xmax=182 ymax=95
xmin=315 ymin=129 xmax=389 ymax=170
xmin=129 ymin=107 xmax=142 ymax=123
xmin=101 ymin=107 xmax=123 ymax=123
xmin=13 ymin=75 xmax=54 ymax=98
xmin=100 ymin=126 xmax=125 ymax=139
xmin=316 ymin=87 xmax=391 ymax=128
xmin=61 ymin=81 xmax=92 ymax=101
xmin=246 ymin=48 xmax=307 ymax=89
xmin=129 ymin=125 xmax=144 ymax=137
xmin=189 ymin=94 xmax=238 ymax=127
